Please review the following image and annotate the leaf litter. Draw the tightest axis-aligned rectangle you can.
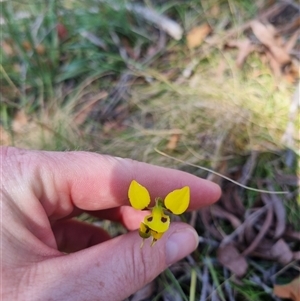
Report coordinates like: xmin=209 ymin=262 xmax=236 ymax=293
xmin=274 ymin=276 xmax=300 ymax=301
xmin=224 ymin=1 xmax=300 ymax=82
xmin=195 ymin=155 xmax=299 ymax=299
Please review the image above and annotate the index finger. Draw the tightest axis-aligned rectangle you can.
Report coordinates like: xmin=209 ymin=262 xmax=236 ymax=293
xmin=3 ymin=147 xmax=221 ymax=218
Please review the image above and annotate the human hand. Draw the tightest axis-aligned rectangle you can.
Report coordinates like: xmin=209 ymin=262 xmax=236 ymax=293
xmin=1 ymin=147 xmax=221 ymax=301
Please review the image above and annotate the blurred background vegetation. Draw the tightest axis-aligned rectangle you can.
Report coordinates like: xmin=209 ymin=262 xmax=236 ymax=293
xmin=1 ymin=0 xmax=299 ymax=300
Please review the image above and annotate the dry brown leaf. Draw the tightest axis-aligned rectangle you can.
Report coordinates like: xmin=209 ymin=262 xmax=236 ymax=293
xmin=270 ymin=239 xmax=294 ymax=265
xmin=250 ymin=20 xmax=291 ymax=65
xmin=166 ymin=133 xmax=180 ymax=150
xmin=187 ymin=24 xmax=211 ymax=49
xmin=255 ymin=238 xmax=294 ymax=264
xmin=217 ymin=244 xmax=248 ymax=277
xmin=226 ymin=39 xmax=255 ymax=68
xmin=274 ymin=276 xmax=300 ymax=301
xmin=235 ymin=40 xmax=255 ymax=68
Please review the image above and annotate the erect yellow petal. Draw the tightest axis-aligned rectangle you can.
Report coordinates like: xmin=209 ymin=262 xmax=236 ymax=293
xmin=164 ymin=186 xmax=190 ymax=215
xmin=128 ymin=180 xmax=151 ymax=210
xmin=144 ymin=206 xmax=170 ymax=233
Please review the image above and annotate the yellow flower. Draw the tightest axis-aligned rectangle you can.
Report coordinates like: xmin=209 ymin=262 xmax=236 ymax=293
xmin=128 ymin=180 xmax=190 ymax=247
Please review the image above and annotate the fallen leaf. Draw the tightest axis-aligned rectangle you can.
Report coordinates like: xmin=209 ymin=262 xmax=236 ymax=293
xmin=250 ymin=20 xmax=291 ymax=65
xmin=270 ymin=239 xmax=294 ymax=265
xmin=166 ymin=133 xmax=180 ymax=150
xmin=254 ymin=238 xmax=293 ymax=265
xmin=274 ymin=276 xmax=300 ymax=301
xmin=187 ymin=24 xmax=211 ymax=49
xmin=217 ymin=244 xmax=248 ymax=277
xmin=236 ymin=41 xmax=255 ymax=68
xmin=226 ymin=39 xmax=255 ymax=68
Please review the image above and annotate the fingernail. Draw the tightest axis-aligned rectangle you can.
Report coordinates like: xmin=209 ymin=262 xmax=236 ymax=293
xmin=165 ymin=228 xmax=199 ymax=266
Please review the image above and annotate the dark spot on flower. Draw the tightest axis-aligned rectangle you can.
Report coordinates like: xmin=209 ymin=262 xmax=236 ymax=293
xmin=161 ymin=217 xmax=168 ymax=223
xmin=147 ymin=216 xmax=153 ymax=222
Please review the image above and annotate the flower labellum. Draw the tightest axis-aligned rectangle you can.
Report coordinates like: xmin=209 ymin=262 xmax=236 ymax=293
xmin=128 ymin=180 xmax=190 ymax=247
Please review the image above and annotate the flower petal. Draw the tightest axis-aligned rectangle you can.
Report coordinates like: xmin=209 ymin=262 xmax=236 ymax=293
xmin=164 ymin=186 xmax=190 ymax=214
xmin=128 ymin=180 xmax=151 ymax=210
xmin=144 ymin=207 xmax=170 ymax=233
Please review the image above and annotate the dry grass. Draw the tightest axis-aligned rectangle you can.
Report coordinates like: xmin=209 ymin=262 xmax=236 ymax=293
xmin=95 ymin=57 xmax=298 ymax=167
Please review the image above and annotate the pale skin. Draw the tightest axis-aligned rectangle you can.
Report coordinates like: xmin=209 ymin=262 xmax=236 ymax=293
xmin=1 ymin=147 xmax=221 ymax=301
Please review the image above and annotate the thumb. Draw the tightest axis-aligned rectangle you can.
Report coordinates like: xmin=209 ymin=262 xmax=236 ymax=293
xmin=36 ymin=223 xmax=198 ymax=301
